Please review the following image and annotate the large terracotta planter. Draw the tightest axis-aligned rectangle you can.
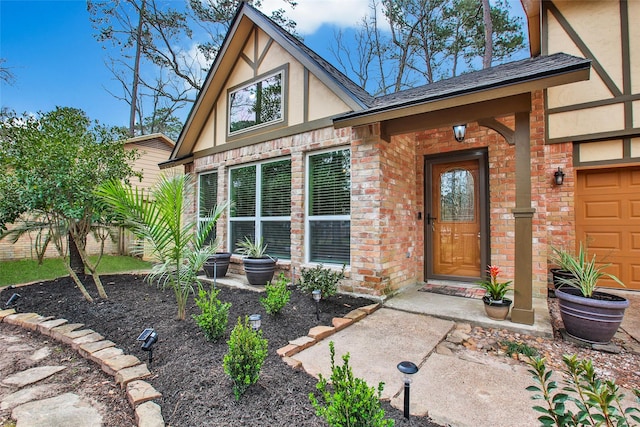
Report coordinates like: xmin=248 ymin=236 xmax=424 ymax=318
xmin=555 ymin=287 xmax=629 ymax=344
xmin=482 ymin=297 xmax=512 ymax=320
xmin=242 ymin=257 xmax=277 ymax=286
xmin=203 ymin=252 xmax=231 ymax=279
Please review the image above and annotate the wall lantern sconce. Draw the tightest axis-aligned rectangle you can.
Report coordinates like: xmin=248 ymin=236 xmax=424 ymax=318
xmin=397 ymin=361 xmax=419 ymax=419
xmin=312 ymin=290 xmax=321 ymax=320
xmin=452 ymin=124 xmax=466 ymax=142
xmin=554 ymin=167 xmax=565 ymax=186
xmin=249 ymin=314 xmax=262 ymax=331
xmin=137 ymin=328 xmax=158 ymax=364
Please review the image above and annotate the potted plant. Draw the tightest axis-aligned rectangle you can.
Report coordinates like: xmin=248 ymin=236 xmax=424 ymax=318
xmin=553 ymin=242 xmax=628 ymax=344
xmin=549 ymin=246 xmax=577 ymax=297
xmin=478 ymin=265 xmax=513 ymax=320
xmin=203 ymin=251 xmax=232 ymax=279
xmin=237 ymin=236 xmax=277 ymax=286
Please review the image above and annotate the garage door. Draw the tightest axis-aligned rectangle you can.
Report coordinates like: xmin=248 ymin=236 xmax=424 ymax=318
xmin=576 ymin=166 xmax=640 ymax=290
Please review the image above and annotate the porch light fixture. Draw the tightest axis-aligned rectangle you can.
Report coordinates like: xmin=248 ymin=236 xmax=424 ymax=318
xmin=4 ymin=293 xmax=21 ymax=310
xmin=397 ymin=361 xmax=419 ymax=420
xmin=452 ymin=124 xmax=466 ymax=142
xmin=312 ymin=289 xmax=321 ymax=320
xmin=554 ymin=167 xmax=565 ymax=186
xmin=137 ymin=328 xmax=158 ymax=364
xmin=249 ymin=314 xmax=262 ymax=331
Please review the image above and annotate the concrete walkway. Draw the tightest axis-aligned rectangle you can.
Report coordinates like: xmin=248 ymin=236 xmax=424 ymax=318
xmin=294 ymin=307 xmax=542 ymax=426
xmin=293 ymin=285 xmax=640 ymax=427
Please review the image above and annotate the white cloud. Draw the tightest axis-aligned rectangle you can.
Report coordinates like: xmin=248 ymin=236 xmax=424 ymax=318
xmin=260 ymin=0 xmax=373 ymax=34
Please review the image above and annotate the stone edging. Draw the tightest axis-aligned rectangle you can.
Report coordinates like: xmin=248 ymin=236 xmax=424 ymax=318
xmin=276 ymin=303 xmax=381 ymax=367
xmin=0 ymin=308 xmax=165 ymax=427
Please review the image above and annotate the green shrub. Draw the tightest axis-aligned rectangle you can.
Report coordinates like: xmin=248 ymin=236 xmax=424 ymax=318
xmin=501 ymin=340 xmax=539 ymax=358
xmin=527 ymin=355 xmax=640 ymax=426
xmin=309 ymin=341 xmax=394 ymax=427
xmin=223 ymin=316 xmax=269 ymax=400
xmin=192 ymin=287 xmax=231 ymax=342
xmin=297 ymin=264 xmax=345 ymax=298
xmin=261 ymin=273 xmax=291 ymax=315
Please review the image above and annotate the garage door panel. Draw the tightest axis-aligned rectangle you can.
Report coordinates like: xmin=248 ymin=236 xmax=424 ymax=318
xmin=582 ymin=170 xmax=622 ymax=190
xmin=576 ymin=167 xmax=640 ymax=290
xmin=631 ymin=265 xmax=640 ymax=289
xmin=583 ymin=232 xmax=621 ymax=250
xmin=632 ymin=201 xmax=640 ymax=219
xmin=583 ymin=201 xmax=621 ymax=219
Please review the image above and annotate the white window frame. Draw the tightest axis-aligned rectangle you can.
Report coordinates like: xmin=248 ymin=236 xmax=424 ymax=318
xmin=227 ymin=158 xmax=291 ymax=257
xmin=197 ymin=170 xmax=219 ymax=245
xmin=304 ymin=148 xmax=351 ymax=265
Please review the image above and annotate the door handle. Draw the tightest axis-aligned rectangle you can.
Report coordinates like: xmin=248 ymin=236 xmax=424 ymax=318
xmin=427 ymin=213 xmax=437 ymax=232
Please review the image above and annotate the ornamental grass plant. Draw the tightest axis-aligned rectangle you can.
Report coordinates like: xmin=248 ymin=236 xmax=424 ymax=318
xmin=552 ymin=243 xmax=624 ymax=298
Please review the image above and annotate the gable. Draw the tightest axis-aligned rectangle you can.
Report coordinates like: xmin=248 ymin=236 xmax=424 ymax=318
xmin=544 ymin=1 xmax=638 ymax=142
xmin=191 ymin=27 xmax=352 ymax=156
xmin=166 ymin=3 xmax=369 ymax=168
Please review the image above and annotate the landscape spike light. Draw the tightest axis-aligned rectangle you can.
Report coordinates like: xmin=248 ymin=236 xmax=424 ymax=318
xmin=136 ymin=328 xmax=158 ymax=364
xmin=249 ymin=314 xmax=262 ymax=331
xmin=397 ymin=361 xmax=419 ymax=419
xmin=4 ymin=293 xmax=21 ymax=310
xmin=312 ymin=290 xmax=321 ymax=320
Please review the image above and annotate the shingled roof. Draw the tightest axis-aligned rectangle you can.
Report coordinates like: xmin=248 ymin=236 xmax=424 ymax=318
xmin=335 ymin=53 xmax=591 ymax=124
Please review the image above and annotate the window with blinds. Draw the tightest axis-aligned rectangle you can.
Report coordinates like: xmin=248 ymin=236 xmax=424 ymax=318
xmin=307 ymin=149 xmax=351 ymax=264
xmin=229 ymin=159 xmax=291 ymax=258
xmin=198 ymin=172 xmax=218 ymax=246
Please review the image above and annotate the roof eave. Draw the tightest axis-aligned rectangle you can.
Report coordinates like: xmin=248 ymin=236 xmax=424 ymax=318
xmin=333 ymin=64 xmax=590 ymax=129
xmin=159 ymin=154 xmax=194 ymax=170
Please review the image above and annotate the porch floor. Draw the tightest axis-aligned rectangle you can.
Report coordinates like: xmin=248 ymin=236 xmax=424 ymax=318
xmin=383 ymin=282 xmax=554 ymax=338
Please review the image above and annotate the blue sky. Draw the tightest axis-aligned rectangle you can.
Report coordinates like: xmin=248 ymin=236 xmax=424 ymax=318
xmin=1 ymin=0 xmax=527 ymax=129
xmin=1 ymin=0 xmax=130 ymax=126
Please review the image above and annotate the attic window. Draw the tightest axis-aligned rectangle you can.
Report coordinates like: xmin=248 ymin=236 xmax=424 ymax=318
xmin=229 ymin=71 xmax=283 ymax=135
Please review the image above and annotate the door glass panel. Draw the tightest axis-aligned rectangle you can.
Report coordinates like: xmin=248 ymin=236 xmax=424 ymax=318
xmin=440 ymin=168 xmax=475 ymax=222
xmin=430 ymin=160 xmax=481 ymax=278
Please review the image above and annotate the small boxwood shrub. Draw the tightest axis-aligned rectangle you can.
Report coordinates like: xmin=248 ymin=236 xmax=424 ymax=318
xmin=527 ymin=354 xmax=640 ymax=426
xmin=192 ymin=287 xmax=231 ymax=342
xmin=297 ymin=264 xmax=345 ymax=298
xmin=261 ymin=273 xmax=291 ymax=315
xmin=309 ymin=341 xmax=394 ymax=427
xmin=223 ymin=316 xmax=269 ymax=400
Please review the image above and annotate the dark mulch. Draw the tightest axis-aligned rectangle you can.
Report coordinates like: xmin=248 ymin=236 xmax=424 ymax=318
xmin=12 ymin=274 xmax=442 ymax=426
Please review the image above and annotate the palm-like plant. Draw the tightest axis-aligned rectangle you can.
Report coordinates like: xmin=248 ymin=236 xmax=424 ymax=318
xmin=554 ymin=243 xmax=624 ymax=298
xmin=96 ymin=174 xmax=227 ymax=320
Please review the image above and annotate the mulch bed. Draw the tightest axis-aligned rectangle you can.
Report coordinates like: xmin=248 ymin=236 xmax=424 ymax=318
xmin=11 ymin=274 xmax=443 ymax=426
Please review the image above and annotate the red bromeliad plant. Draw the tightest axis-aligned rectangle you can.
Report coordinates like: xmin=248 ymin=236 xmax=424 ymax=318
xmin=478 ymin=265 xmax=513 ymax=301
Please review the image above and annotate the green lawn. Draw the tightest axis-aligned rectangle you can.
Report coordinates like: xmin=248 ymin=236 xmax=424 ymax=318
xmin=0 ymin=255 xmax=152 ymax=287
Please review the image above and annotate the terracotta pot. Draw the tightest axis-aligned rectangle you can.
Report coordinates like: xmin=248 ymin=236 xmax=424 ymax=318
xmin=203 ymin=252 xmax=231 ymax=279
xmin=482 ymin=296 xmax=512 ymax=320
xmin=242 ymin=257 xmax=277 ymax=286
xmin=555 ymin=287 xmax=629 ymax=344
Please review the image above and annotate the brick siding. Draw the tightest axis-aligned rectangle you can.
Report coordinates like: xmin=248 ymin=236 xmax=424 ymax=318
xmin=188 ymin=90 xmax=564 ymax=297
